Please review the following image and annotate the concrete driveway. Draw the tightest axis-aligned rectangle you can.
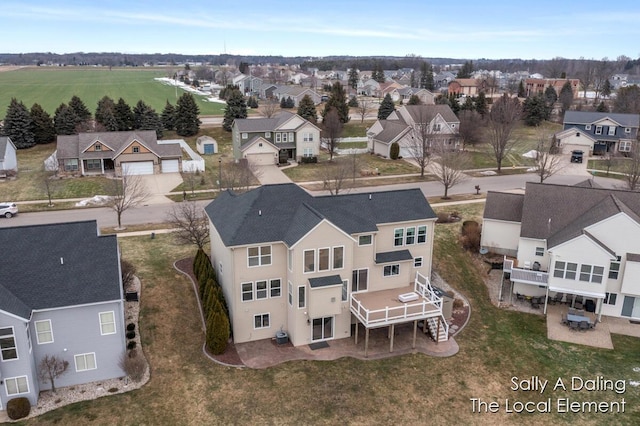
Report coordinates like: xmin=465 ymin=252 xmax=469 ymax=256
xmin=139 ymin=173 xmax=183 ymax=204
xmin=253 ymin=164 xmax=292 ymax=185
xmin=556 ymin=154 xmax=591 ymax=177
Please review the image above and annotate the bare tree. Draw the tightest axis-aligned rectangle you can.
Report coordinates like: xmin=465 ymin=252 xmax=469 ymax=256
xmin=486 ymin=94 xmax=522 ymax=172
xmin=38 ymin=355 xmax=69 ymax=393
xmin=594 ymin=58 xmax=614 ymax=102
xmin=166 ymin=201 xmax=210 ymax=250
xmin=104 ymin=172 xmax=150 ymax=229
xmin=458 ymin=110 xmax=484 ymax=149
xmin=121 ymin=259 xmax=137 ymax=292
xmin=355 ymin=97 xmax=374 ymax=123
xmin=405 ymin=107 xmax=437 ymax=177
xmin=622 ymin=146 xmax=640 ymax=191
xmin=319 ymin=157 xmax=351 ymax=195
xmin=41 ymin=172 xmax=58 ymax=207
xmin=431 ymin=139 xmax=471 ymax=199
xmin=221 ymin=159 xmax=261 ymax=193
xmin=182 ymin=164 xmax=199 ymax=197
xmin=576 ymin=58 xmax=595 ymax=99
xmin=259 ymin=99 xmax=280 ymax=118
xmin=531 ymin=126 xmax=564 ymax=183
xmin=322 ymin=108 xmax=343 ymax=161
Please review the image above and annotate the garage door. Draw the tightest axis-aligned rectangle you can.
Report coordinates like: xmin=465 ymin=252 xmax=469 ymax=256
xmin=122 ymin=161 xmax=154 ymax=175
xmin=162 ymin=159 xmax=180 ymax=173
xmin=246 ymin=153 xmax=275 ymax=166
xmin=399 ymin=147 xmax=413 ymax=158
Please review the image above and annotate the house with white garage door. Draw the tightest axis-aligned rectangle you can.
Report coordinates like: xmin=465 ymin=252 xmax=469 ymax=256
xmin=56 ymin=130 xmax=182 ymax=176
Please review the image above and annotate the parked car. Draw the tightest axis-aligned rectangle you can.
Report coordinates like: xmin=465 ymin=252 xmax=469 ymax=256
xmin=571 ymin=150 xmax=584 ymax=164
xmin=0 ymin=202 xmax=18 ymax=218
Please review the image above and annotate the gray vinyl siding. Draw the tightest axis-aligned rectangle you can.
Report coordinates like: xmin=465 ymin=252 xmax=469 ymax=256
xmin=30 ymin=301 xmax=126 ymax=390
xmin=0 ymin=313 xmax=39 ymax=407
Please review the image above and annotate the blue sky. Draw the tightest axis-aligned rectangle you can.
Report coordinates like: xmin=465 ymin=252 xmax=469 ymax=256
xmin=1 ymin=0 xmax=639 ymax=60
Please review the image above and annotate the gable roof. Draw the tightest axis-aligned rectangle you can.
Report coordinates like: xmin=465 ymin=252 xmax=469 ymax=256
xmin=205 ymin=183 xmax=436 ymax=247
xmin=397 ymin=105 xmax=459 ymax=125
xmin=57 ymin=131 xmax=181 ymax=160
xmin=0 ymin=221 xmax=122 ymax=319
xmin=370 ymin=120 xmax=411 ymax=145
xmin=563 ymin=111 xmax=640 ymax=128
xmin=0 ymin=136 xmax=16 ymax=161
xmin=483 ymin=191 xmax=524 ymax=222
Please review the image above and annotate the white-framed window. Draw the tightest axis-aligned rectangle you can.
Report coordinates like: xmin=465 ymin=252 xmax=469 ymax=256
xmin=358 ymin=235 xmax=372 ymax=246
xmin=304 ymin=249 xmax=315 ymax=273
xmin=35 ymin=320 xmax=54 ymax=344
xmin=394 ymin=228 xmax=404 ymax=247
xmin=298 ymin=286 xmax=306 ymax=309
xmin=604 ymin=292 xmax=617 ymax=305
xmin=270 ymin=279 xmax=281 ymax=297
xmin=553 ymin=261 xmax=578 ymax=280
xmin=432 ymin=123 xmax=441 ymax=132
xmin=608 ymin=126 xmax=616 ymax=136
xmin=242 ymin=133 xmax=248 ymax=139
xmin=99 ymin=311 xmax=116 ymax=335
xmin=288 ymin=281 xmax=293 ymax=306
xmin=595 ymin=125 xmax=602 ymax=135
xmin=5 ymin=376 xmax=29 ymax=396
xmin=579 ymin=264 xmax=604 ymax=283
xmin=318 ymin=248 xmax=330 ymax=272
xmin=333 ymin=246 xmax=344 ymax=269
xmin=303 ymin=148 xmax=314 ymax=157
xmin=254 ymin=313 xmax=270 ymax=329
xmin=535 ymin=247 xmax=544 ymax=257
xmin=275 ymin=133 xmax=281 ymax=143
xmin=383 ymin=264 xmax=400 ymax=277
xmin=585 ymin=124 xmax=592 ymax=130
xmin=417 ymin=226 xmax=427 ymax=244
xmin=132 ymin=146 xmax=140 ymax=153
xmin=619 ymin=140 xmax=632 ymax=152
xmin=342 ymin=279 xmax=349 ymax=301
xmin=289 ymin=132 xmax=294 ymax=141
xmin=241 ymin=282 xmax=253 ymax=302
xmin=75 ymin=353 xmax=97 ymax=372
xmin=281 ymin=133 xmax=288 ymax=143
xmin=64 ymin=158 xmax=79 ymax=171
xmin=405 ymin=227 xmax=416 ymax=245
xmin=248 ymin=245 xmax=271 ymax=267
xmin=256 ymin=280 xmax=268 ymax=299
xmin=303 ymin=132 xmax=314 ymax=142
xmin=0 ymin=326 xmax=18 ymax=361
xmin=352 ymin=268 xmax=368 ymax=292
xmin=609 ymin=256 xmax=621 ymax=279
xmin=414 ymin=257 xmax=423 ymax=268
xmin=95 ymin=143 xmax=102 ymax=151
xmin=25 ymin=324 xmax=32 ymax=353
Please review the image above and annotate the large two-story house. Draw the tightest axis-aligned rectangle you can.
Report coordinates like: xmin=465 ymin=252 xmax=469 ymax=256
xmin=232 ymin=111 xmax=321 ymax=165
xmin=482 ymin=181 xmax=640 ymax=321
xmin=367 ymin=105 xmax=460 ymax=158
xmin=204 ymin=184 xmax=448 ymax=353
xmin=554 ymin=111 xmax=640 ymax=156
xmin=0 ymin=221 xmax=126 ymax=410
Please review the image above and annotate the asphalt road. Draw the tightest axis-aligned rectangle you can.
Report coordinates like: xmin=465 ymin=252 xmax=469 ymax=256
xmin=0 ymin=173 xmax=621 ymax=230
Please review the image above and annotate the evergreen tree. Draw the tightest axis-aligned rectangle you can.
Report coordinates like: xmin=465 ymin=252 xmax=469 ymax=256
xmin=53 ymin=103 xmax=78 ymax=135
xmin=297 ymin=94 xmax=317 ymax=123
xmin=410 ymin=71 xmax=417 ymax=88
xmin=222 ymin=89 xmax=247 ymax=132
xmin=378 ymin=93 xmax=395 ymax=120
xmin=133 ymin=100 xmax=163 ymax=138
xmin=475 ymin=92 xmax=488 ymax=117
xmin=420 ymin=62 xmax=434 ymax=90
xmin=559 ymin=81 xmax=575 ymax=113
xmin=68 ymin=95 xmax=92 ymax=124
xmin=461 ymin=96 xmax=474 ymax=111
xmin=448 ymin=93 xmax=461 ymax=115
xmin=517 ymin=80 xmax=526 ymax=97
xmin=544 ymin=86 xmax=558 ymax=105
xmin=3 ymin=98 xmax=35 ymax=148
xmin=247 ymin=96 xmax=259 ymax=108
xmin=161 ymin=101 xmax=176 ymax=131
xmin=390 ymin=142 xmax=400 ymax=160
xmin=29 ymin=103 xmax=55 ymax=144
xmin=348 ymin=96 xmax=359 ymax=107
xmin=457 ymin=61 xmax=474 ymax=79
xmin=348 ymin=65 xmax=359 ymax=90
xmin=373 ymin=62 xmax=385 ymax=83
xmin=285 ymin=96 xmax=295 ymax=108
xmin=523 ymin=94 xmax=551 ymax=126
xmin=596 ymin=101 xmax=609 ymax=112
xmin=407 ymin=94 xmax=422 ymax=105
xmin=206 ymin=308 xmax=229 ymax=355
xmin=115 ymin=98 xmax=134 ymax=131
xmin=175 ymin=92 xmax=201 ymax=136
xmin=321 ymin=81 xmax=350 ymax=123
xmin=95 ymin=96 xmax=117 ymax=130
xmin=280 ymin=97 xmax=287 ymax=108
xmin=601 ymin=79 xmax=612 ymax=98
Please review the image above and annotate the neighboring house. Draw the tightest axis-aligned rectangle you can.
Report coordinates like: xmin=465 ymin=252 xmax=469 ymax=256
xmin=257 ymin=83 xmax=279 ymax=100
xmin=482 ymin=181 xmax=640 ymax=321
xmin=272 ymin=86 xmax=321 ymax=107
xmin=233 ymin=74 xmax=263 ymax=96
xmin=434 ymin=71 xmax=456 ymax=89
xmin=204 ymin=183 xmax=448 ymax=350
xmin=0 ymin=136 xmax=18 ymax=173
xmin=0 ymin=221 xmax=126 ymax=410
xmin=447 ymin=79 xmax=487 ymax=96
xmin=232 ymin=111 xmax=321 ymax=164
xmin=554 ymin=111 xmax=640 ymax=156
xmin=389 ymin=87 xmax=435 ymax=105
xmin=368 ymin=105 xmax=460 ymax=158
xmin=56 ymin=130 xmax=182 ymax=176
xmin=525 ymin=78 xmax=580 ymax=99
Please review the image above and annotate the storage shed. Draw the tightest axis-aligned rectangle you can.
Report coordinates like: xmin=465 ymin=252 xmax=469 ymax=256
xmin=196 ymin=136 xmax=218 ymax=155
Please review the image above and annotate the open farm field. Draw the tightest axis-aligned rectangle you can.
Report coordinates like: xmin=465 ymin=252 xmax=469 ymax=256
xmin=0 ymin=67 xmax=225 ymax=118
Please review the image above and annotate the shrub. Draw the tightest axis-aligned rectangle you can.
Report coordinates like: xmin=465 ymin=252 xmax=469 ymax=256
xmin=127 ymin=341 xmax=137 ymax=350
xmin=390 ymin=142 xmax=400 ymax=160
xmin=461 ymin=220 xmax=481 ymax=252
xmin=126 ymin=331 xmax=136 ymax=340
xmin=119 ymin=351 xmax=147 ymax=383
xmin=108 ymin=387 xmax=119 ymax=393
xmin=300 ymin=156 xmax=318 ymax=164
xmin=206 ymin=308 xmax=230 ymax=355
xmin=453 ymin=298 xmax=464 ymax=310
xmin=121 ymin=259 xmax=137 ymax=292
xmin=127 ymin=323 xmax=136 ymax=332
xmin=436 ymin=212 xmax=452 ymax=223
xmin=7 ymin=397 xmax=31 ymax=420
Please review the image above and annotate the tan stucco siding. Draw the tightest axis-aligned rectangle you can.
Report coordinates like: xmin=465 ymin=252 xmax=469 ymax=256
xmin=481 ymin=219 xmax=521 ymax=256
xmin=115 ymin=152 xmax=158 ymax=166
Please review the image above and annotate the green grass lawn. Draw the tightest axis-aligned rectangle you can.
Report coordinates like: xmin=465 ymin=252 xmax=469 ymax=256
xmin=28 ymin=205 xmax=640 ymax=425
xmin=0 ymin=67 xmax=225 ymax=118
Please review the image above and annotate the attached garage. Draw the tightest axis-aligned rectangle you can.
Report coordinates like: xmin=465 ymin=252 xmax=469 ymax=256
xmin=161 ymin=159 xmax=180 ymax=173
xmin=246 ymin=152 xmax=276 ymax=166
xmin=122 ymin=161 xmax=154 ymax=175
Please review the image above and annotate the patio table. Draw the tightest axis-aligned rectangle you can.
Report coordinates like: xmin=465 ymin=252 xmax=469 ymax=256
xmin=567 ymin=313 xmax=591 ymax=324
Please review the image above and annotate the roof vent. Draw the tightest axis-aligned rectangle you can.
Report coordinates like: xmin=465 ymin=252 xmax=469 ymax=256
xmin=369 ymin=194 xmax=372 ymax=200
xmin=60 ymin=257 xmax=64 ymax=265
xmin=259 ymin=209 xmax=262 ymax=216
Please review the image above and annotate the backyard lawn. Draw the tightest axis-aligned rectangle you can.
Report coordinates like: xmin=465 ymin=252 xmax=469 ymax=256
xmin=27 ymin=203 xmax=640 ymax=425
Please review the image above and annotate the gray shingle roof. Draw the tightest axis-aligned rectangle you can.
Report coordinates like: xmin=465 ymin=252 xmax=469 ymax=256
xmin=0 ymin=221 xmax=122 ymax=319
xmin=234 ymin=111 xmax=297 ymax=133
xmin=564 ymin=111 xmax=640 ymax=128
xmin=403 ymin=105 xmax=460 ymax=124
xmin=483 ymin=192 xmax=524 ymax=222
xmin=375 ymin=250 xmax=413 ymax=264
xmin=370 ymin=120 xmax=411 ymax=145
xmin=205 ymin=183 xmax=436 ymax=247
xmin=56 ymin=131 xmax=181 ymax=160
xmin=308 ymin=275 xmax=343 ymax=288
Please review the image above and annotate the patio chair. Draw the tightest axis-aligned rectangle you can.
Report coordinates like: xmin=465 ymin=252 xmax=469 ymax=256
xmin=569 ymin=321 xmax=579 ymax=331
xmin=561 ymin=315 xmax=568 ymax=325
xmin=568 ymin=308 xmax=577 ymax=316
xmin=579 ymin=321 xmax=590 ymax=332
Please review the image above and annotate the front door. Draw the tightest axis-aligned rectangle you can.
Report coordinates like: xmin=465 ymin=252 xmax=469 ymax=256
xmin=312 ymin=316 xmax=334 ymax=341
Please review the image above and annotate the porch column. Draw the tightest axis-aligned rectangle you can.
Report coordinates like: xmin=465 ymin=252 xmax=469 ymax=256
xmin=389 ymin=324 xmax=395 ymax=353
xmin=101 ymin=159 xmax=105 ymax=174
xmin=412 ymin=320 xmax=418 ymax=349
xmin=354 ymin=322 xmax=359 ymax=345
xmin=543 ymin=285 xmax=550 ymax=315
xmin=596 ymin=298 xmax=604 ymax=322
xmin=364 ymin=328 xmax=370 ymax=358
